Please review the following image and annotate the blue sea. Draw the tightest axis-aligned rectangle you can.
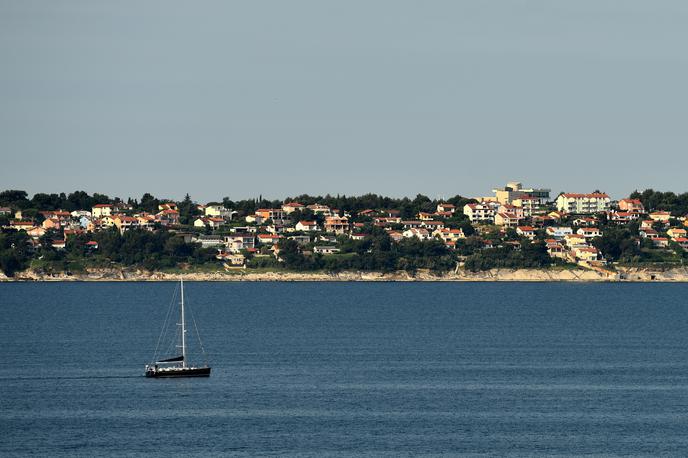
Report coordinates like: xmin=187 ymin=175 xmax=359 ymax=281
xmin=1 ymin=282 xmax=688 ymax=456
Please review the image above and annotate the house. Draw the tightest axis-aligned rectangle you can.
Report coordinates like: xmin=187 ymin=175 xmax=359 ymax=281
xmin=324 ymin=216 xmax=349 ymax=234
xmin=433 ymin=228 xmax=465 ymax=244
xmin=205 ymin=205 xmax=235 ymax=220
xmin=463 ymin=203 xmax=496 ymax=223
xmin=564 ymin=233 xmax=588 ymax=247
xmin=640 ymin=220 xmax=655 ymax=230
xmin=417 ymin=212 xmax=435 ymax=221
xmin=436 ymin=203 xmax=456 ymax=214
xmin=224 ymin=233 xmax=255 ymax=252
xmin=307 ymin=204 xmax=331 ymax=215
xmin=673 ymin=237 xmax=688 ymax=249
xmin=547 ymin=211 xmax=567 ymax=221
xmin=91 ymin=204 xmax=113 ymax=218
xmin=555 ymin=193 xmax=611 ymax=214
xmin=545 ymin=239 xmax=566 ymax=258
xmin=41 ymin=210 xmax=71 ymax=221
xmin=42 ymin=218 xmax=62 ymax=230
xmin=387 ymin=231 xmax=404 ymax=242
xmin=9 ymin=220 xmax=35 ymax=231
xmin=194 ymin=217 xmax=225 ymax=229
xmin=422 ymin=220 xmax=445 ymax=230
xmin=25 ymin=226 xmax=45 ymax=238
xmin=494 ymin=212 xmax=520 ymax=228
xmin=401 ymin=220 xmax=423 ymax=229
xmin=497 ymin=204 xmax=525 ymax=220
xmin=137 ymin=214 xmax=156 ymax=230
xmin=572 ymin=217 xmax=598 ymax=227
xmin=0 ymin=207 xmax=11 ymax=216
xmin=217 ymin=251 xmax=246 ymax=266
xmin=86 ymin=240 xmax=99 ymax=250
xmin=282 ymin=202 xmax=305 ymax=214
xmin=375 ymin=216 xmax=402 ymax=225
xmin=51 ymin=239 xmax=66 ymax=250
xmin=314 ymin=246 xmax=340 ymax=254
xmin=288 ymin=235 xmax=311 ymax=246
xmin=618 ymin=198 xmax=645 ymax=213
xmin=573 ymin=246 xmax=602 ymax=262
xmin=545 ymin=226 xmax=573 ymax=239
xmin=609 ymin=212 xmax=639 ymax=224
xmin=257 ymin=233 xmax=281 ymax=245
xmin=516 ymin=226 xmax=537 ymax=240
xmin=255 ymin=208 xmax=285 ymax=221
xmin=577 ymin=227 xmax=602 ymax=239
xmin=155 ymin=209 xmax=180 ymax=226
xmin=649 ymin=211 xmax=672 ymax=223
xmin=193 ymin=235 xmax=225 ymax=249
xmin=113 ymin=215 xmax=139 ymax=233
xmin=402 ymin=228 xmax=431 ymax=240
xmin=667 ymin=228 xmax=687 ymax=240
xmin=158 ymin=202 xmax=178 ymax=211
xmin=245 ymin=214 xmax=266 ymax=224
xmin=350 ymin=233 xmax=368 ymax=241
xmin=640 ymin=228 xmax=659 ymax=239
xmin=209 ymin=217 xmax=227 ymax=228
xmin=652 ymin=237 xmax=670 ymax=248
xmin=295 ymin=220 xmax=319 ymax=232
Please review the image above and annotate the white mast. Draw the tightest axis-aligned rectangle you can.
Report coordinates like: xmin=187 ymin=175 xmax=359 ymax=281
xmin=180 ymin=277 xmax=187 ymax=368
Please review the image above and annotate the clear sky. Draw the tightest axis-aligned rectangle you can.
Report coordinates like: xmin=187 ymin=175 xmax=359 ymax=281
xmin=1 ymin=1 xmax=687 ymax=203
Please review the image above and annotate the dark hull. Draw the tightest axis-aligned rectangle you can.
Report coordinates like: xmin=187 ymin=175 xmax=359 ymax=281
xmin=145 ymin=367 xmax=211 ymax=378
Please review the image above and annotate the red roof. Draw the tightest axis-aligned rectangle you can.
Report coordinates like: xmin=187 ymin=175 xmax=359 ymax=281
xmin=561 ymin=193 xmax=609 ymax=199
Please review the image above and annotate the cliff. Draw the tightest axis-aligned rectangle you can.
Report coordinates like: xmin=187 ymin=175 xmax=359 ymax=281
xmin=2 ymin=266 xmax=688 ymax=282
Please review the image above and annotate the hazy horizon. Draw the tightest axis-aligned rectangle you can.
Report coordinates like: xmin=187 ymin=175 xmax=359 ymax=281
xmin=2 ymin=1 xmax=687 ymax=202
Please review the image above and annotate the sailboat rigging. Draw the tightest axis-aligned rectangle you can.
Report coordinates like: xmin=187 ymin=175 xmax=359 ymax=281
xmin=145 ymin=278 xmax=211 ymax=378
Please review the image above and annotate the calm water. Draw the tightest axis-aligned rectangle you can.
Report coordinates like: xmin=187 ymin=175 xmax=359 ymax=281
xmin=1 ymin=282 xmax=688 ymax=456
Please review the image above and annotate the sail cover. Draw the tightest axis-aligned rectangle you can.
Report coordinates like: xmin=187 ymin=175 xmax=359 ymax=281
xmin=157 ymin=355 xmax=184 ymax=363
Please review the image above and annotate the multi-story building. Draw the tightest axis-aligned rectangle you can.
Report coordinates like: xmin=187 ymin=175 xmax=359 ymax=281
xmin=618 ymin=199 xmax=645 ymax=213
xmin=92 ymin=204 xmax=113 ymax=218
xmin=463 ymin=202 xmax=497 ymax=223
xmin=205 ymin=205 xmax=235 ymax=220
xmin=555 ymin=193 xmax=610 ymax=214
xmin=324 ymin=216 xmax=349 ymax=234
xmin=491 ymin=182 xmax=551 ymax=205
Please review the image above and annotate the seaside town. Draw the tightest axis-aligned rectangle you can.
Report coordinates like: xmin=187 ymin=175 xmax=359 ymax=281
xmin=0 ymin=183 xmax=687 ymax=278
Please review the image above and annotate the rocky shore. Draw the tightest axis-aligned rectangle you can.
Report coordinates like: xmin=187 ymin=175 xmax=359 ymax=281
xmin=2 ymin=266 xmax=688 ymax=282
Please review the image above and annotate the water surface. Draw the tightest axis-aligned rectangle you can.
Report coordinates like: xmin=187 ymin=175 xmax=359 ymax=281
xmin=1 ymin=282 xmax=687 ymax=456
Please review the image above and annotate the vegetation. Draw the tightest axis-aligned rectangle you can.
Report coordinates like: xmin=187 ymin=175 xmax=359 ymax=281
xmin=1 ymin=188 xmax=687 ymax=277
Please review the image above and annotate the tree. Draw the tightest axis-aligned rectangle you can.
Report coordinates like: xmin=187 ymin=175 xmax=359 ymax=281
xmin=0 ymin=190 xmax=30 ymax=209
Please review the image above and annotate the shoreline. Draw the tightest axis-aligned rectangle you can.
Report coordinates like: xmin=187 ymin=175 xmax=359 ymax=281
xmin=2 ymin=267 xmax=688 ymax=282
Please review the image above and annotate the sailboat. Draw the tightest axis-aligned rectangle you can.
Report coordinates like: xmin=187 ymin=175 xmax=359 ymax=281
xmin=145 ymin=278 xmax=211 ymax=378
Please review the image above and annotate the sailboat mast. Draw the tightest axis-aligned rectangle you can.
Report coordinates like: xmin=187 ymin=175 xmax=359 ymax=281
xmin=180 ymin=278 xmax=187 ymax=368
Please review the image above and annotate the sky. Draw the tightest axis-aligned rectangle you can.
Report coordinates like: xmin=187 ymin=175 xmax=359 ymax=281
xmin=1 ymin=1 xmax=687 ymax=203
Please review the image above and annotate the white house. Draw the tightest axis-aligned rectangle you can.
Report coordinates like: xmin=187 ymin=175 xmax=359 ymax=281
xmin=545 ymin=226 xmax=574 ymax=239
xmin=295 ymin=220 xmax=319 ymax=231
xmin=556 ymin=193 xmax=611 ymax=214
xmin=463 ymin=203 xmax=496 ymax=223
xmin=402 ymin=228 xmax=431 ymax=240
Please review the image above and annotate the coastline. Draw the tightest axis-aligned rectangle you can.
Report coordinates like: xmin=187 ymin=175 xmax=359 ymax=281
xmin=2 ymin=267 xmax=688 ymax=282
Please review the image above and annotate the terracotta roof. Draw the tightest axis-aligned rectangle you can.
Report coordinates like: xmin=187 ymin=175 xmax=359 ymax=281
xmin=561 ymin=193 xmax=609 ymax=199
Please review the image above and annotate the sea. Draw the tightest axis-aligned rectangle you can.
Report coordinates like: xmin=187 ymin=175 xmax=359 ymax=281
xmin=1 ymin=281 xmax=688 ymax=456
